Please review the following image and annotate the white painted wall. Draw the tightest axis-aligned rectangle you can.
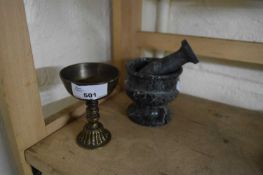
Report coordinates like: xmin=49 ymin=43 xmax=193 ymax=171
xmin=25 ymin=0 xmax=111 ymax=116
xmin=142 ymin=0 xmax=263 ymax=110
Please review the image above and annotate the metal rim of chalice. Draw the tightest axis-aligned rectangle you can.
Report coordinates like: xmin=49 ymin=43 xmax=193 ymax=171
xmin=126 ymin=57 xmax=183 ymax=79
xmin=60 ymin=62 xmax=119 ymax=86
xmin=60 ymin=62 xmax=119 ymax=101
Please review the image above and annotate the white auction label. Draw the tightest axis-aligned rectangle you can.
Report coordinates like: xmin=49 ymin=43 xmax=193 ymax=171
xmin=71 ymin=83 xmax=108 ymax=100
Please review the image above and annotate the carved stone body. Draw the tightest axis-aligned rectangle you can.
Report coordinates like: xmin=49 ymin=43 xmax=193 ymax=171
xmin=125 ymin=58 xmax=182 ymax=126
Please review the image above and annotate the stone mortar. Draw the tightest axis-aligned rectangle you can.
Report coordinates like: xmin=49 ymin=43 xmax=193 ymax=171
xmin=125 ymin=58 xmax=183 ymax=127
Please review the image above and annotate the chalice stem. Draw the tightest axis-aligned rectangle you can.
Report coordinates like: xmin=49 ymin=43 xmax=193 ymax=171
xmin=86 ymin=100 xmax=100 ymax=127
xmin=77 ymin=99 xmax=111 ymax=149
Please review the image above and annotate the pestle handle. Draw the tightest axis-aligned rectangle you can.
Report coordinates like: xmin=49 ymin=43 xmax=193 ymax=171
xmin=139 ymin=40 xmax=199 ymax=75
xmin=165 ymin=40 xmax=198 ymax=63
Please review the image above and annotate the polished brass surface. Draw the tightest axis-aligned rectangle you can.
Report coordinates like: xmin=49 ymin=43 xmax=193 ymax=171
xmin=60 ymin=63 xmax=118 ymax=149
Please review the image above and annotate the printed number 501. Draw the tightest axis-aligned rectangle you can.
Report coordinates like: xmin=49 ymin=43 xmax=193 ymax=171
xmin=84 ymin=93 xmax=96 ymax=98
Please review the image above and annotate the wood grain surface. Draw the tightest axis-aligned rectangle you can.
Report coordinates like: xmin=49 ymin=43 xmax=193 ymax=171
xmin=137 ymin=31 xmax=263 ymax=65
xmin=0 ymin=0 xmax=47 ymax=174
xmin=26 ymin=92 xmax=263 ymax=175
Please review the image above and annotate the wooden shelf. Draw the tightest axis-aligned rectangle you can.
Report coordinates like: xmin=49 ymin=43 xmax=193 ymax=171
xmin=25 ymin=92 xmax=263 ymax=175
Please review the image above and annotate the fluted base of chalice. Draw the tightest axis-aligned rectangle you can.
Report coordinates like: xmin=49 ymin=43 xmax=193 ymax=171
xmin=77 ymin=122 xmax=111 ymax=149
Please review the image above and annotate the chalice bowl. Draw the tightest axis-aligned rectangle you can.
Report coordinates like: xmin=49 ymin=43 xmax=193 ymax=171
xmin=60 ymin=63 xmax=119 ymax=149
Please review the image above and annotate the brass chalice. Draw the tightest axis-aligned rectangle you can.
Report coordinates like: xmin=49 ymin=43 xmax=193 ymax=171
xmin=60 ymin=63 xmax=118 ymax=149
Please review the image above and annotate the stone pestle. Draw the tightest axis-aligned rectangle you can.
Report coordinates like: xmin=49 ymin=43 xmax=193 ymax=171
xmin=139 ymin=40 xmax=199 ymax=75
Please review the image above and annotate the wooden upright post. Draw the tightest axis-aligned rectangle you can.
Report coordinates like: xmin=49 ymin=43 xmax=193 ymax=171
xmin=0 ymin=0 xmax=47 ymax=174
xmin=112 ymin=0 xmax=142 ymax=87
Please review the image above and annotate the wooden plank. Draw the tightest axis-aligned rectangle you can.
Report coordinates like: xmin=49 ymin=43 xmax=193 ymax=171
xmin=112 ymin=0 xmax=122 ymax=77
xmin=0 ymin=0 xmax=47 ymax=174
xmin=136 ymin=31 xmax=263 ymax=65
xmin=45 ymin=102 xmax=85 ymax=135
xmin=112 ymin=0 xmax=142 ymax=86
xmin=121 ymin=0 xmax=142 ymax=58
xmin=26 ymin=91 xmax=263 ymax=175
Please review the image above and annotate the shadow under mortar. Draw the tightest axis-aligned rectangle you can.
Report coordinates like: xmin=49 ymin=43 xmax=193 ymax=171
xmin=125 ymin=58 xmax=183 ymax=127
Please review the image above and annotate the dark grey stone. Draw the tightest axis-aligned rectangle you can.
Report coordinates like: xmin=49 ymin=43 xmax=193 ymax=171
xmin=125 ymin=58 xmax=182 ymax=127
xmin=139 ymin=40 xmax=198 ymax=75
